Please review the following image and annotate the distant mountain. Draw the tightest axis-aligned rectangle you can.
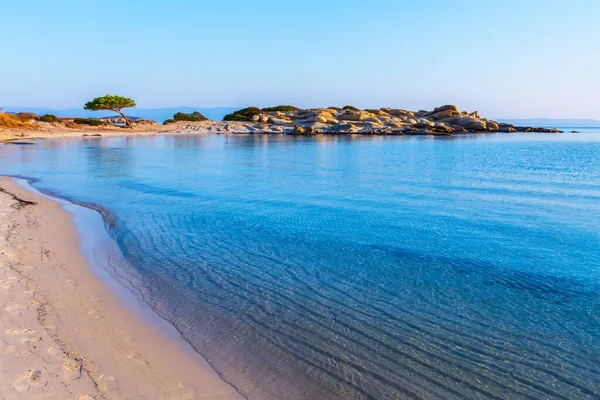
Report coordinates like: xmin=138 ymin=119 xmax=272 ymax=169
xmin=498 ymin=118 xmax=600 ymax=125
xmin=0 ymin=106 xmax=239 ymax=122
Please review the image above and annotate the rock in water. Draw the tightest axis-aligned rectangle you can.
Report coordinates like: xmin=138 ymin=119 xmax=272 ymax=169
xmin=454 ymin=117 xmax=488 ymax=131
xmin=248 ymin=104 xmax=561 ymax=135
xmin=293 ymin=126 xmax=306 ymax=135
xmin=485 ymin=120 xmax=499 ymax=131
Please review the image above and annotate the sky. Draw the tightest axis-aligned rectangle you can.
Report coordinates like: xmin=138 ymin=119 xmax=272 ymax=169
xmin=1 ymin=0 xmax=599 ymax=118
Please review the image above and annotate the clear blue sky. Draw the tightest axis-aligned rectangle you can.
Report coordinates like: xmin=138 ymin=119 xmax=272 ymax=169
xmin=1 ymin=0 xmax=599 ymax=118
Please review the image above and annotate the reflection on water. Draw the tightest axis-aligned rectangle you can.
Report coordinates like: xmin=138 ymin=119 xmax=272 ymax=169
xmin=1 ymin=131 xmax=600 ymax=399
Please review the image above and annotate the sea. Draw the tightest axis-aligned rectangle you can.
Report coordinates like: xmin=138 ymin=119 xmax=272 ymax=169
xmin=1 ymin=127 xmax=599 ymax=399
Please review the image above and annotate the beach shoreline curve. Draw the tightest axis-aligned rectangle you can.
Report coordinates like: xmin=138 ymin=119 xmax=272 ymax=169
xmin=0 ymin=176 xmax=244 ymax=400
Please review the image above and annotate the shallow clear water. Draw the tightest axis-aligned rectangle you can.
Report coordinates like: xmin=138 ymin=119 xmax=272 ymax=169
xmin=2 ymin=130 xmax=600 ymax=399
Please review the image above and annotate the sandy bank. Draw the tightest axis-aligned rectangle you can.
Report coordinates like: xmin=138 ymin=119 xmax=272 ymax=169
xmin=0 ymin=120 xmax=278 ymax=142
xmin=1 ymin=104 xmax=564 ymax=142
xmin=0 ymin=177 xmax=242 ymax=399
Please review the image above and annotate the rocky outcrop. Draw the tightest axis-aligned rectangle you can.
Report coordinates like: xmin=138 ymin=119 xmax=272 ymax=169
xmin=232 ymin=105 xmax=563 ymax=135
xmin=100 ymin=117 xmax=157 ymax=126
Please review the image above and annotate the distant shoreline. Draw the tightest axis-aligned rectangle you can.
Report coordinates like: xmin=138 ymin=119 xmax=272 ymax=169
xmin=3 ymin=107 xmax=599 ymax=126
xmin=1 ymin=104 xmax=570 ymax=141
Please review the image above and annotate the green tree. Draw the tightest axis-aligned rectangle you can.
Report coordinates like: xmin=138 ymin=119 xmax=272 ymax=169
xmin=84 ymin=95 xmax=136 ymax=127
xmin=223 ymin=106 xmax=261 ymax=121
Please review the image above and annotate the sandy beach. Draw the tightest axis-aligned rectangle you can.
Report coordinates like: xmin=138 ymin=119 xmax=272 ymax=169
xmin=0 ymin=120 xmax=285 ymax=142
xmin=0 ymin=177 xmax=242 ymax=400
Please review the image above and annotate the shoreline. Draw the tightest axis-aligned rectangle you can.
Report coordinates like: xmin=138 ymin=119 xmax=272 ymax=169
xmin=1 ymin=103 xmax=569 ymax=142
xmin=0 ymin=176 xmax=243 ymax=399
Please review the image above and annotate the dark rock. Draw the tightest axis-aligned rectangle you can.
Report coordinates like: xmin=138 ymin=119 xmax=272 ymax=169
xmin=428 ymin=109 xmax=457 ymax=120
xmin=292 ymin=126 xmax=305 ymax=135
xmin=433 ymin=124 xmax=454 ymax=133
xmin=432 ymin=104 xmax=459 ymax=113
xmin=414 ymin=120 xmax=435 ymax=129
xmin=409 ymin=128 xmax=436 ymax=135
xmin=454 ymin=117 xmax=487 ymax=131
xmin=439 ymin=116 xmax=461 ymax=125
xmin=449 ymin=125 xmax=468 ymax=133
xmin=515 ymin=126 xmax=563 ymax=133
xmin=388 ymin=130 xmax=405 ymax=135
xmin=485 ymin=120 xmax=500 ymax=131
xmin=427 ymin=105 xmax=460 ymax=120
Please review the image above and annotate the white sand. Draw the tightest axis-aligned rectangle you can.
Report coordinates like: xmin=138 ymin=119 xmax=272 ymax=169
xmin=1 ymin=120 xmax=282 ymax=142
xmin=0 ymin=177 xmax=243 ymax=399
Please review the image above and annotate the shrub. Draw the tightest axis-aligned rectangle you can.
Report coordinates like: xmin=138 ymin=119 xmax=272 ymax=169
xmin=74 ymin=118 xmax=103 ymax=126
xmin=223 ymin=107 xmax=261 ymax=121
xmin=342 ymin=105 xmax=360 ymax=111
xmin=364 ymin=109 xmax=379 ymax=114
xmin=261 ymin=105 xmax=300 ymax=113
xmin=0 ymin=113 xmax=34 ymax=128
xmin=39 ymin=114 xmax=59 ymax=123
xmin=163 ymin=119 xmax=176 ymax=125
xmin=64 ymin=121 xmax=79 ymax=129
xmin=17 ymin=112 xmax=37 ymax=121
xmin=328 ymin=106 xmax=342 ymax=111
xmin=172 ymin=111 xmax=208 ymax=122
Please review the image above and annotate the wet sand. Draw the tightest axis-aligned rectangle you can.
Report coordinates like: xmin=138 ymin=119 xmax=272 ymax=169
xmin=0 ymin=176 xmax=243 ymax=399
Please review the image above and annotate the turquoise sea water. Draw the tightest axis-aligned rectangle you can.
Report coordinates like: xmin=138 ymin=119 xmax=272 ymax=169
xmin=1 ymin=129 xmax=600 ymax=399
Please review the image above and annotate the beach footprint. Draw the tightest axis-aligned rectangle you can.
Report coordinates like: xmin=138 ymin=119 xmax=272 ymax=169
xmin=5 ymin=328 xmax=21 ymax=336
xmin=65 ymin=279 xmax=77 ymax=287
xmin=0 ymin=342 xmax=17 ymax=355
xmin=28 ymin=369 xmax=47 ymax=387
xmin=44 ymin=324 xmax=57 ymax=333
xmin=0 ymin=276 xmax=19 ymax=293
xmin=126 ymin=351 xmax=148 ymax=366
xmin=87 ymin=308 xmax=101 ymax=319
xmin=5 ymin=328 xmax=41 ymax=347
xmin=63 ymin=361 xmax=82 ymax=380
xmin=20 ymin=334 xmax=42 ymax=345
xmin=5 ymin=303 xmax=27 ymax=315
xmin=13 ymin=369 xmax=47 ymax=392
xmin=170 ymin=382 xmax=197 ymax=399
xmin=48 ymin=346 xmax=66 ymax=359
xmin=12 ymin=378 xmax=30 ymax=393
xmin=98 ymin=374 xmax=120 ymax=395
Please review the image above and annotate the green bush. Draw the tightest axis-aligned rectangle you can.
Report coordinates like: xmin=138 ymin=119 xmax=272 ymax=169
xmin=342 ymin=105 xmax=360 ymax=111
xmin=261 ymin=105 xmax=300 ymax=113
xmin=364 ymin=109 xmax=379 ymax=114
xmin=223 ymin=106 xmax=261 ymax=121
xmin=163 ymin=119 xmax=176 ymax=125
xmin=327 ymin=106 xmax=342 ymax=111
xmin=74 ymin=118 xmax=103 ymax=126
xmin=172 ymin=111 xmax=208 ymax=122
xmin=39 ymin=114 xmax=59 ymax=123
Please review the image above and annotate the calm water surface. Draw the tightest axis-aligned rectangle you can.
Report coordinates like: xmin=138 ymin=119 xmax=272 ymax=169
xmin=1 ymin=130 xmax=600 ymax=399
